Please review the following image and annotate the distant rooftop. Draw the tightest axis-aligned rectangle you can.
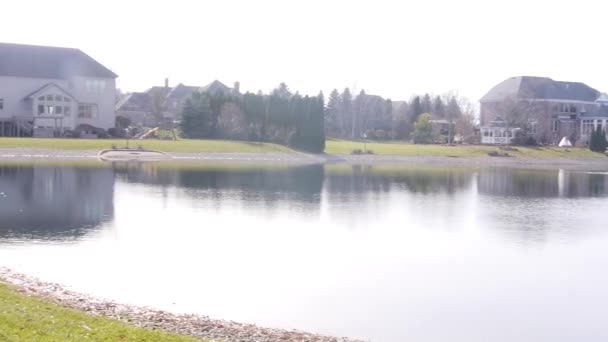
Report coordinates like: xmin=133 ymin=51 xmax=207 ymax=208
xmin=481 ymin=76 xmax=600 ymax=103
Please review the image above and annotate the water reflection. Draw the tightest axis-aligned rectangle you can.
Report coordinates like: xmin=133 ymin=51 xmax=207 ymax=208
xmin=0 ymin=162 xmax=607 ymax=243
xmin=0 ymin=165 xmax=114 ymax=240
xmin=478 ymin=168 xmax=608 ymax=198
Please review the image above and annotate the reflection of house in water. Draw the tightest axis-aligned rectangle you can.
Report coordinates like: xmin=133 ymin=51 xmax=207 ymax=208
xmin=477 ymin=168 xmax=608 ymax=198
xmin=0 ymin=165 xmax=115 ymax=238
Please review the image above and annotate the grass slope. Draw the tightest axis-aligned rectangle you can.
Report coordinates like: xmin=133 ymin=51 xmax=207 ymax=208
xmin=0 ymin=137 xmax=292 ymax=153
xmin=325 ymin=139 xmax=604 ymax=158
xmin=0 ymin=283 xmax=200 ymax=342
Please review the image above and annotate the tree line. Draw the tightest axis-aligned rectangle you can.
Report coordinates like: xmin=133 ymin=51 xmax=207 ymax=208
xmin=179 ymin=83 xmax=325 ymax=153
xmin=325 ymin=89 xmax=476 ymax=143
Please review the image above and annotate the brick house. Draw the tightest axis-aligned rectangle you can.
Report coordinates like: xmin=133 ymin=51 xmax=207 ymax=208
xmin=480 ymin=76 xmax=608 ymax=145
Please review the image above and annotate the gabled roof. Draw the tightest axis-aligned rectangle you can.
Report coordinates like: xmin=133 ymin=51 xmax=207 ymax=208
xmin=200 ymin=80 xmax=233 ymax=94
xmin=481 ymin=76 xmax=600 ymax=103
xmin=24 ymin=83 xmax=77 ymax=101
xmin=0 ymin=42 xmax=117 ymax=79
xmin=166 ymin=83 xmax=200 ymax=101
xmin=116 ymin=92 xmax=151 ymax=111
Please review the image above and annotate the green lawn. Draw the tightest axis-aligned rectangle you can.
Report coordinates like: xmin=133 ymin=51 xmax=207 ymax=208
xmin=325 ymin=139 xmax=605 ymax=158
xmin=0 ymin=283 xmax=201 ymax=342
xmin=0 ymin=137 xmax=292 ymax=153
xmin=0 ymin=137 xmax=605 ymax=158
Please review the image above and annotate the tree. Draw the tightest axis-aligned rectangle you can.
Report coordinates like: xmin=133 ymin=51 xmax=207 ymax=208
xmin=590 ymin=126 xmax=608 ymax=153
xmin=218 ymin=102 xmax=248 ymax=140
xmin=446 ymin=97 xmax=462 ymax=144
xmin=340 ymin=88 xmax=353 ymax=138
xmin=432 ymin=96 xmax=446 ymax=118
xmin=273 ymin=82 xmax=292 ymax=99
xmin=179 ymin=92 xmax=214 ymax=139
xmin=413 ymin=113 xmax=434 ymax=144
xmin=325 ymin=89 xmax=340 ymax=136
xmin=408 ymin=96 xmax=423 ymax=124
xmin=421 ymin=93 xmax=432 ymax=114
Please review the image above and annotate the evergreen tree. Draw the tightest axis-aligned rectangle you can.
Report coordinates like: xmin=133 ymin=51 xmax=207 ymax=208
xmin=432 ymin=96 xmax=446 ymax=118
xmin=325 ymin=89 xmax=341 ymax=136
xmin=179 ymin=92 xmax=214 ymax=139
xmin=421 ymin=93 xmax=432 ymax=114
xmin=590 ymin=126 xmax=608 ymax=153
xmin=408 ymin=96 xmax=423 ymax=123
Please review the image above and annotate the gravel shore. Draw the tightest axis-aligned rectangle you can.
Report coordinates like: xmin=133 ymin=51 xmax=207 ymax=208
xmin=0 ymin=267 xmax=364 ymax=342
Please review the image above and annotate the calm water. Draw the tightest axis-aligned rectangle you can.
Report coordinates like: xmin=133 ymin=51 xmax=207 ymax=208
xmin=1 ymin=162 xmax=608 ymax=342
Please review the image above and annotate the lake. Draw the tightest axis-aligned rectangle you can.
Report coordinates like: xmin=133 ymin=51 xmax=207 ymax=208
xmin=1 ymin=161 xmax=608 ymax=342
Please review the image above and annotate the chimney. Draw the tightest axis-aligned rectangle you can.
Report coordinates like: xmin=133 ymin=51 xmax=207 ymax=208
xmin=233 ymin=81 xmax=240 ymax=94
xmin=164 ymin=78 xmax=169 ymax=89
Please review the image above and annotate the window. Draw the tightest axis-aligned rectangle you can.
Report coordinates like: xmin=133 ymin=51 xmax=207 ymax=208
xmin=86 ymin=79 xmax=106 ymax=93
xmin=0 ymin=98 xmax=3 ymax=110
xmin=78 ymin=104 xmax=98 ymax=118
xmin=582 ymin=119 xmax=594 ymax=134
xmin=37 ymin=93 xmax=70 ymax=116
xmin=552 ymin=120 xmax=559 ymax=132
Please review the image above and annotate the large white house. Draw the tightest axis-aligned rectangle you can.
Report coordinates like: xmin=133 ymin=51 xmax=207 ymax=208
xmin=0 ymin=42 xmax=117 ymax=137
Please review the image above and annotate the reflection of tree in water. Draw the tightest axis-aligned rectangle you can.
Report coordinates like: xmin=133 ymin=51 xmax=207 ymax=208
xmin=0 ymin=164 xmax=115 ymax=240
xmin=115 ymin=164 xmax=325 ymax=213
xmin=478 ymin=168 xmax=608 ymax=198
xmin=325 ymin=165 xmax=472 ymax=196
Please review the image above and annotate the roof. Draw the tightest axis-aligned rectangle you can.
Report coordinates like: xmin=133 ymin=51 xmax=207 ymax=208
xmin=24 ymin=82 xmax=77 ymax=100
xmin=580 ymin=105 xmax=608 ymax=118
xmin=0 ymin=42 xmax=117 ymax=79
xmin=116 ymin=92 xmax=151 ymax=111
xmin=596 ymin=93 xmax=608 ymax=103
xmin=481 ymin=76 xmax=599 ymax=103
xmin=200 ymin=80 xmax=233 ymax=94
xmin=166 ymin=83 xmax=200 ymax=101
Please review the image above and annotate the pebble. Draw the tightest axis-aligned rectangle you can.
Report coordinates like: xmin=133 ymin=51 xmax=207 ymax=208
xmin=0 ymin=267 xmax=366 ymax=342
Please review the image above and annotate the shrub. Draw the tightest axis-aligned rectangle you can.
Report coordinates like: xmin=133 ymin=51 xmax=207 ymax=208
xmin=590 ymin=126 xmax=608 ymax=153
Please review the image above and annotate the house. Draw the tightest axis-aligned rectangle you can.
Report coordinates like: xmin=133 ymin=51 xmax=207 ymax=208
xmin=0 ymin=42 xmax=117 ymax=137
xmin=480 ymin=76 xmax=608 ymax=145
xmin=0 ymin=165 xmax=114 ymax=236
xmin=116 ymin=79 xmax=240 ymax=127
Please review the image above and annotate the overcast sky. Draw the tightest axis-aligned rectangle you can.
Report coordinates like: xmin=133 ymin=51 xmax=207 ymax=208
xmin=2 ymin=0 xmax=607 ymax=104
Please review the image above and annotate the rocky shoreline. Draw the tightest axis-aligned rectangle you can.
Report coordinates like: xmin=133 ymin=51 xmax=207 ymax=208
xmin=0 ymin=267 xmax=364 ymax=342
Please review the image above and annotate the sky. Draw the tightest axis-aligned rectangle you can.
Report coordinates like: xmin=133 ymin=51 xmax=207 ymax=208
xmin=1 ymin=0 xmax=607 ymax=105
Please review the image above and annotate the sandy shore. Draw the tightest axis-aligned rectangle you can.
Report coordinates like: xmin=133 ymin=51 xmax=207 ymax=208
xmin=0 ymin=148 xmax=607 ymax=169
xmin=0 ymin=267 xmax=363 ymax=342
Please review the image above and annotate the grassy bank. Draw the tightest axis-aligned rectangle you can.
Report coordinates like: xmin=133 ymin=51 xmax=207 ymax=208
xmin=0 ymin=137 xmax=291 ymax=153
xmin=0 ymin=137 xmax=605 ymax=158
xmin=0 ymin=283 xmax=199 ymax=342
xmin=325 ymin=139 xmax=604 ymax=158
